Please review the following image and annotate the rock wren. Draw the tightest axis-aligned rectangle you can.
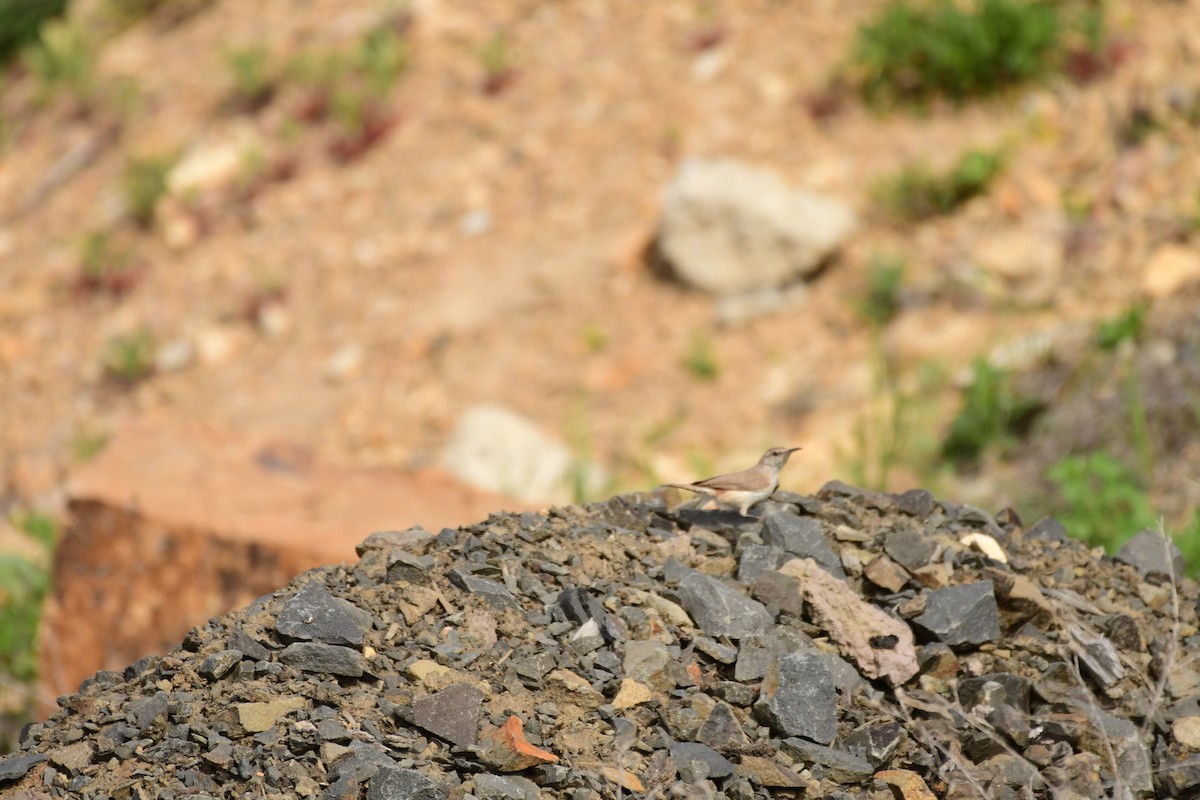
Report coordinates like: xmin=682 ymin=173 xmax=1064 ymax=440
xmin=663 ymin=447 xmax=800 ymax=518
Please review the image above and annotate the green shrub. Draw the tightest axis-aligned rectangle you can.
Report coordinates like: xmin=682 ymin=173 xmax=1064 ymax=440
xmin=121 ymin=153 xmax=173 ymax=228
xmin=942 ymin=358 xmax=1042 ymax=466
xmin=859 ymin=255 xmax=907 ymax=326
xmin=0 ymin=513 xmax=57 ymax=684
xmin=1046 ymin=452 xmax=1200 ymax=571
xmin=225 ymin=45 xmax=275 ymax=111
xmin=1096 ymin=302 xmax=1147 ymax=351
xmin=102 ymin=328 xmax=156 ymax=384
xmin=0 ymin=0 xmax=67 ymax=65
xmin=682 ymin=333 xmax=720 ymax=381
xmin=874 ymin=148 xmax=1006 ymax=221
xmin=22 ymin=16 xmax=95 ymax=105
xmin=851 ymin=0 xmax=1083 ymax=105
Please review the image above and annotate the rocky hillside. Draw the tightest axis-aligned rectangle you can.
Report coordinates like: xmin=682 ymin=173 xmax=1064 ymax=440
xmin=2 ymin=487 xmax=1197 ymax=799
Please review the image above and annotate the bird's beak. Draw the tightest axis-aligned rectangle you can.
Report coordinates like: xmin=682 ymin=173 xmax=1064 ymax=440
xmin=787 ymin=447 xmax=802 ymax=454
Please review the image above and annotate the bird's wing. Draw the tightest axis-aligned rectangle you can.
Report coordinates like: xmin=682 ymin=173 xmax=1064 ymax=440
xmin=692 ymin=467 xmax=764 ymax=491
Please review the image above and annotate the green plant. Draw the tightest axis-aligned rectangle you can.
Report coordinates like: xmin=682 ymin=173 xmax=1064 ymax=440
xmin=581 ymin=323 xmax=609 ymax=353
xmin=851 ymin=0 xmax=1072 ymax=105
xmin=102 ymin=328 xmax=156 ymax=385
xmin=0 ymin=513 xmax=57 ymax=684
xmin=859 ymin=255 xmax=907 ymax=326
xmin=71 ymin=431 xmax=109 ymax=462
xmin=1045 ymin=452 xmax=1200 ymax=570
xmin=681 ymin=333 xmax=720 ymax=381
xmin=121 ymin=153 xmax=174 ymax=228
xmin=874 ymin=148 xmax=1006 ymax=221
xmin=942 ymin=358 xmax=1042 ymax=466
xmin=1096 ymin=302 xmax=1147 ymax=351
xmin=23 ymin=16 xmax=96 ymax=105
xmin=358 ymin=22 xmax=409 ymax=95
xmin=0 ymin=0 xmax=67 ymax=65
xmin=225 ymin=45 xmax=276 ymax=111
xmin=479 ymin=31 xmax=517 ymax=95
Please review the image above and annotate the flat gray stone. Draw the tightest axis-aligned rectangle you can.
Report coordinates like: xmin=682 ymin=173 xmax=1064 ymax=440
xmin=276 ymin=582 xmax=371 ymax=647
xmin=199 ymin=649 xmax=242 ymax=680
xmin=367 ymin=767 xmax=445 ymax=800
xmin=695 ymin=701 xmax=749 ymax=750
xmin=844 ymin=720 xmax=904 ymax=767
xmin=0 ymin=751 xmax=46 ymax=781
xmin=670 ymin=742 xmax=735 ymax=781
xmin=473 ymin=773 xmax=540 ymax=800
xmin=754 ymin=650 xmax=837 ymax=743
xmin=780 ymin=738 xmax=874 ymax=783
xmin=761 ymin=514 xmax=844 ymax=578
xmin=448 ymin=568 xmax=520 ymax=610
xmin=736 ymin=544 xmax=786 ymax=585
xmin=677 ymin=571 xmax=772 ymax=640
xmin=624 ymin=639 xmax=673 ymax=691
xmin=750 ymin=569 xmax=805 ymax=618
xmin=412 ymin=683 xmax=483 ymax=748
xmin=1115 ymin=528 xmax=1186 ymax=579
xmin=278 ymin=642 xmax=366 ymax=677
xmin=883 ymin=528 xmax=936 ymax=571
xmin=735 ymin=628 xmax=812 ymax=682
xmin=913 ymin=581 xmax=1001 ymax=648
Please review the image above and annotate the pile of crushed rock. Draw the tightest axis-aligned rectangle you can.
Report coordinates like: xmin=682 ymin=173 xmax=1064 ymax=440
xmin=3 ymin=482 xmax=1199 ymax=799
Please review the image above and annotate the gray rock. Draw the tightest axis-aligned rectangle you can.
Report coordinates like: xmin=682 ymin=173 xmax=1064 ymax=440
xmin=411 ymin=683 xmax=483 ymax=748
xmin=670 ymin=742 xmax=735 ymax=781
xmin=780 ymin=738 xmax=874 ymax=784
xmin=199 ymin=649 xmax=243 ymax=680
xmin=624 ymin=639 xmax=673 ymax=691
xmin=695 ymin=701 xmax=749 ymax=750
xmin=736 ymin=544 xmax=786 ymax=585
xmin=386 ymin=552 xmax=436 ymax=585
xmin=844 ymin=721 xmax=904 ymax=767
xmin=367 ymin=767 xmax=445 ymax=800
xmin=658 ymin=158 xmax=856 ymax=295
xmin=228 ymin=629 xmax=271 ymax=661
xmin=761 ymin=514 xmax=844 ymax=578
xmin=448 ymin=568 xmax=520 ymax=610
xmin=276 ymin=582 xmax=370 ymax=647
xmin=913 ymin=581 xmax=1000 ymax=648
xmin=735 ymin=628 xmax=812 ymax=682
xmin=0 ymin=751 xmax=46 ymax=781
xmin=754 ymin=651 xmax=837 ymax=743
xmin=278 ymin=642 xmax=367 ymax=677
xmin=959 ymin=673 xmax=1031 ymax=714
xmin=474 ymin=773 xmax=541 ymax=800
xmin=47 ymin=742 xmax=94 ymax=775
xmin=129 ymin=691 xmax=170 ymax=734
xmin=1115 ymin=528 xmax=1186 ymax=579
xmin=893 ymin=489 xmax=935 ymax=517
xmin=1027 ymin=517 xmax=1069 ymax=542
xmin=692 ymin=635 xmax=739 ymax=664
xmin=883 ymin=529 xmax=936 ymax=571
xmin=750 ymin=569 xmax=805 ymax=617
xmin=677 ymin=571 xmax=773 ymax=640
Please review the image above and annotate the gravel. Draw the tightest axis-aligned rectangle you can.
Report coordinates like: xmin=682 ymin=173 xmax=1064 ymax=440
xmin=2 ymin=482 xmax=1197 ymax=799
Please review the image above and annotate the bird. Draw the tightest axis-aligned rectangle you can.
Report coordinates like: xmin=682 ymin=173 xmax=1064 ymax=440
xmin=663 ymin=447 xmax=801 ymax=518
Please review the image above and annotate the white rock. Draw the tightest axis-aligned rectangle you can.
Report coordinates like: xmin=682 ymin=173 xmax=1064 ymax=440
xmin=155 ymin=338 xmax=195 ymax=373
xmin=324 ymin=344 xmax=365 ymax=383
xmin=167 ymin=127 xmax=261 ymax=196
xmin=441 ymin=405 xmax=575 ymax=503
xmin=960 ymin=532 xmax=1008 ymax=564
xmin=1143 ymin=244 xmax=1200 ymax=298
xmin=658 ymin=158 xmax=857 ymax=295
xmin=195 ymin=326 xmax=242 ymax=366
